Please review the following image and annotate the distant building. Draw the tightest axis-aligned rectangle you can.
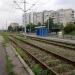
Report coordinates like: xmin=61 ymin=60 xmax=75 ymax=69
xmin=36 ymin=12 xmax=43 ymax=25
xmin=43 ymin=10 xmax=50 ymax=23
xmin=58 ymin=9 xmax=75 ymax=26
xmin=23 ymin=9 xmax=75 ymax=26
xmin=10 ymin=23 xmax=19 ymax=28
xmin=43 ymin=10 xmax=59 ymax=24
xmin=33 ymin=12 xmax=37 ymax=25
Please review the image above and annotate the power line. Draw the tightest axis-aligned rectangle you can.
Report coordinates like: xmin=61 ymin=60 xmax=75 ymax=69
xmin=13 ymin=0 xmax=24 ymax=11
xmin=13 ymin=0 xmax=27 ymax=38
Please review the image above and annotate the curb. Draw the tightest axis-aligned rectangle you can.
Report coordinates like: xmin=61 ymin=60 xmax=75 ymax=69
xmin=12 ymin=46 xmax=35 ymax=75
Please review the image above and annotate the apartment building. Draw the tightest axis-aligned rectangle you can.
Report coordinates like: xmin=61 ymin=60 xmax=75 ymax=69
xmin=58 ymin=9 xmax=74 ymax=26
xmin=36 ymin=12 xmax=43 ymax=25
xmin=33 ymin=12 xmax=36 ymax=25
xmin=43 ymin=10 xmax=50 ymax=23
xmin=23 ymin=9 xmax=75 ymax=26
xmin=25 ymin=13 xmax=30 ymax=25
xmin=43 ymin=10 xmax=59 ymax=24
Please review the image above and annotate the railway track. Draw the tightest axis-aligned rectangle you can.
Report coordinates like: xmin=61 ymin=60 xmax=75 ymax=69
xmin=13 ymin=35 xmax=75 ymax=63
xmin=9 ymin=36 xmax=75 ymax=75
xmin=26 ymin=35 xmax=75 ymax=50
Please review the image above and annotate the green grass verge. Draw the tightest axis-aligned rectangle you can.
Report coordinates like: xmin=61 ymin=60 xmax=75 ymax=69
xmin=6 ymin=55 xmax=15 ymax=75
xmin=69 ymin=31 xmax=75 ymax=36
xmin=15 ymin=46 xmax=52 ymax=75
xmin=32 ymin=64 xmax=50 ymax=75
xmin=1 ymin=32 xmax=15 ymax=75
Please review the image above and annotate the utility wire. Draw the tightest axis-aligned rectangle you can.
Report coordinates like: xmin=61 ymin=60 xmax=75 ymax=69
xmin=14 ymin=0 xmax=24 ymax=11
xmin=26 ymin=0 xmax=49 ymax=12
xmin=14 ymin=0 xmax=49 ymax=13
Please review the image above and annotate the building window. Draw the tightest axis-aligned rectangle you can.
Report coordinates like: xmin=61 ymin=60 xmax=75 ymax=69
xmin=72 ymin=11 xmax=74 ymax=13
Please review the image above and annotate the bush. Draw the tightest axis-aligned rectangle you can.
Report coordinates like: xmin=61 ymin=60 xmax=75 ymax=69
xmin=64 ymin=23 xmax=75 ymax=34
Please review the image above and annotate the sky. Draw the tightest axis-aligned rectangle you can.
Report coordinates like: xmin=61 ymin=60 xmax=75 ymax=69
xmin=0 ymin=0 xmax=75 ymax=30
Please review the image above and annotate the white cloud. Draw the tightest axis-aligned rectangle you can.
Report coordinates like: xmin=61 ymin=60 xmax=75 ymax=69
xmin=0 ymin=0 xmax=75 ymax=30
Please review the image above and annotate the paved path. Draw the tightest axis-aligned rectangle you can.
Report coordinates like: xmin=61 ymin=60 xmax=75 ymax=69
xmin=6 ymin=43 xmax=30 ymax=75
xmin=0 ymin=36 xmax=7 ymax=75
xmin=27 ymin=34 xmax=75 ymax=45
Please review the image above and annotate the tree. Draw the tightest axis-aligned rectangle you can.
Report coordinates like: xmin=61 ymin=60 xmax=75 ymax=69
xmin=45 ymin=17 xmax=62 ymax=33
xmin=14 ymin=26 xmax=19 ymax=32
xmin=8 ymin=25 xmax=13 ymax=32
xmin=45 ymin=17 xmax=54 ymax=30
xmin=64 ymin=23 xmax=75 ymax=34
xmin=26 ymin=23 xmax=36 ymax=33
xmin=19 ymin=26 xmax=24 ymax=32
xmin=37 ymin=22 xmax=41 ymax=26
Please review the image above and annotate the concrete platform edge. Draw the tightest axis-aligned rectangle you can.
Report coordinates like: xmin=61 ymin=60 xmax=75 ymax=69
xmin=12 ymin=46 xmax=35 ymax=75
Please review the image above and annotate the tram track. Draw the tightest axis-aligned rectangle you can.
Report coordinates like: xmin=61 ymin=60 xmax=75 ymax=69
xmin=26 ymin=35 xmax=75 ymax=50
xmin=8 ymin=36 xmax=75 ymax=75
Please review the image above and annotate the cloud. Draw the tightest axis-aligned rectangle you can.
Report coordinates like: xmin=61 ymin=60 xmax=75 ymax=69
xmin=55 ymin=0 xmax=75 ymax=5
xmin=0 ymin=0 xmax=75 ymax=30
xmin=53 ymin=0 xmax=75 ymax=9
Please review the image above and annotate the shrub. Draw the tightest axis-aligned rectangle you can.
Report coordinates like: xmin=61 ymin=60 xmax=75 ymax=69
xmin=64 ymin=23 xmax=75 ymax=34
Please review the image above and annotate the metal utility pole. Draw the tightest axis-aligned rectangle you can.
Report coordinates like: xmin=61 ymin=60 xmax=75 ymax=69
xmin=24 ymin=0 xmax=27 ymax=38
xmin=14 ymin=0 xmax=27 ymax=38
xmin=48 ymin=18 xmax=49 ymax=32
xmin=6 ymin=20 xmax=7 ymax=32
xmin=14 ymin=0 xmax=36 ymax=37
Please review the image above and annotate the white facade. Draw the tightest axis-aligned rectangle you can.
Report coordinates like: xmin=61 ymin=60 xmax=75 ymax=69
xmin=23 ymin=9 xmax=75 ymax=26
xmin=25 ymin=13 xmax=30 ymax=25
xmin=58 ymin=9 xmax=74 ymax=26
xmin=43 ymin=10 xmax=50 ymax=23
xmin=36 ymin=12 xmax=43 ymax=25
xmin=33 ymin=12 xmax=37 ymax=25
xmin=43 ymin=10 xmax=59 ymax=24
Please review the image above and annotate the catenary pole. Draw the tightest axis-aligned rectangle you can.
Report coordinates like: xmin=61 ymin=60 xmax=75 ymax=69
xmin=24 ymin=0 xmax=27 ymax=38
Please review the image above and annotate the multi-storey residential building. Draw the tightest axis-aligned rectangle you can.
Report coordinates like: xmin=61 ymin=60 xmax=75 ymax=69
xmin=58 ymin=9 xmax=74 ymax=26
xmin=43 ymin=10 xmax=59 ymax=24
xmin=25 ymin=13 xmax=30 ymax=25
xmin=23 ymin=9 xmax=75 ymax=26
xmin=33 ymin=12 xmax=37 ymax=25
xmin=50 ymin=11 xmax=59 ymax=24
xmin=43 ymin=10 xmax=50 ymax=23
xmin=36 ymin=12 xmax=43 ymax=25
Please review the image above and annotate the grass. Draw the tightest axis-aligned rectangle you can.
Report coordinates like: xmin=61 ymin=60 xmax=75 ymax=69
xmin=68 ymin=72 xmax=75 ymax=75
xmin=54 ymin=64 xmax=74 ymax=73
xmin=1 ymin=32 xmax=15 ymax=75
xmin=69 ymin=31 xmax=75 ymax=36
xmin=6 ymin=55 xmax=15 ymax=75
xmin=65 ymin=31 xmax=75 ymax=36
xmin=1 ymin=32 xmax=9 ymax=43
xmin=32 ymin=64 xmax=50 ymax=75
xmin=48 ymin=60 xmax=61 ymax=67
xmin=15 ymin=45 xmax=52 ymax=75
xmin=15 ymin=47 xmax=27 ymax=60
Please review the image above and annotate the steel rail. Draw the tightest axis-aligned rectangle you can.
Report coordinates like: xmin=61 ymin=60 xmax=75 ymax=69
xmin=9 ymin=37 xmax=58 ymax=75
xmin=13 ymin=36 xmax=75 ymax=66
